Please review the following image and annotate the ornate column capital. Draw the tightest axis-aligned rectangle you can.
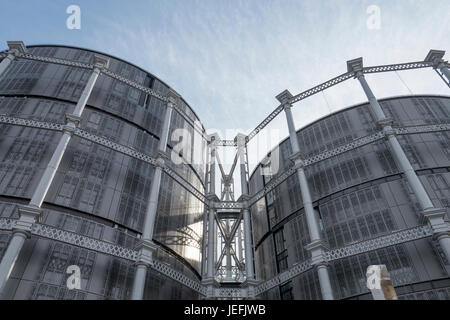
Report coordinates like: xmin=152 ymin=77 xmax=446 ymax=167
xmin=276 ymin=89 xmax=294 ymax=109
xmin=424 ymin=49 xmax=446 ymax=69
xmin=289 ymin=151 xmax=305 ymax=167
xmin=93 ymin=54 xmax=110 ymax=70
xmin=62 ymin=122 xmax=77 ymax=135
xmin=207 ymin=132 xmax=220 ymax=144
xmin=65 ymin=113 xmax=81 ymax=127
xmin=166 ymin=88 xmax=180 ymax=108
xmin=235 ymin=132 xmax=248 ymax=149
xmin=347 ymin=57 xmax=364 ymax=77
xmin=423 ymin=207 xmax=450 ymax=237
xmin=134 ymin=239 xmax=157 ymax=267
xmin=378 ymin=118 xmax=396 ymax=137
xmin=305 ymin=239 xmax=329 ymax=267
xmin=7 ymin=41 xmax=27 ymax=55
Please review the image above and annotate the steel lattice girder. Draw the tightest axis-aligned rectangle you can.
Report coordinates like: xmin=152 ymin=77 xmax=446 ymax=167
xmin=254 ymin=225 xmax=433 ymax=296
xmin=254 ymin=260 xmax=313 ymax=295
xmin=4 ymin=50 xmax=443 ymax=145
xmin=325 ymin=225 xmax=433 ymax=261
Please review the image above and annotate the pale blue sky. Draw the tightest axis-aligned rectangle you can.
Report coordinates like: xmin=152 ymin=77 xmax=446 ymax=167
xmin=1 ymin=0 xmax=449 ymax=177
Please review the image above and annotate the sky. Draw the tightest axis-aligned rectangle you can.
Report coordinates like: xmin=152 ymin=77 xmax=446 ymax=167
xmin=1 ymin=0 xmax=449 ymax=195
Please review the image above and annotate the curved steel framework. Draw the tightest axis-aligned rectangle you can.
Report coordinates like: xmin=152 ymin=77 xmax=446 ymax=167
xmin=0 ymin=41 xmax=449 ymax=299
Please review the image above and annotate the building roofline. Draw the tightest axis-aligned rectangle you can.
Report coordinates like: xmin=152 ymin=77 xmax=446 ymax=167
xmin=1 ymin=43 xmax=207 ymax=133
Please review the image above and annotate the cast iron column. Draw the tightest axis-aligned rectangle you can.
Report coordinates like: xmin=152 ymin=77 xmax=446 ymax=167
xmin=130 ymin=89 xmax=179 ymax=300
xmin=204 ymin=136 xmax=219 ymax=297
xmin=276 ymin=90 xmax=334 ymax=300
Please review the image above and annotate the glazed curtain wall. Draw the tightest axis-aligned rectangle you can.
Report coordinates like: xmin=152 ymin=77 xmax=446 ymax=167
xmin=250 ymin=96 xmax=450 ymax=300
xmin=0 ymin=46 xmax=207 ymax=299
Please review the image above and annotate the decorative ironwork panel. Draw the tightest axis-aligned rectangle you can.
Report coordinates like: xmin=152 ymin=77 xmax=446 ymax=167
xmin=74 ymin=128 xmax=159 ymax=166
xmin=254 ymin=260 xmax=312 ymax=296
xmin=247 ymin=105 xmax=284 ymax=143
xmin=16 ymin=52 xmax=94 ymax=69
xmin=0 ymin=115 xmax=64 ymax=131
xmin=304 ymin=131 xmax=385 ymax=166
xmin=1 ymin=217 xmax=207 ymax=295
xmin=150 ymin=259 xmax=207 ymax=296
xmin=214 ymin=287 xmax=247 ymax=299
xmin=325 ymin=225 xmax=433 ymax=261
xmin=31 ymin=223 xmax=138 ymax=261
xmin=216 ymin=140 xmax=237 ymax=147
xmin=395 ymin=123 xmax=450 ymax=135
xmin=255 ymin=225 xmax=433 ymax=296
xmin=215 ymin=266 xmax=246 ymax=283
xmin=212 ymin=201 xmax=244 ymax=210
xmin=101 ymin=68 xmax=167 ymax=102
xmin=0 ymin=218 xmax=15 ymax=231
xmin=363 ymin=61 xmax=433 ymax=74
